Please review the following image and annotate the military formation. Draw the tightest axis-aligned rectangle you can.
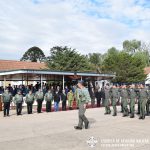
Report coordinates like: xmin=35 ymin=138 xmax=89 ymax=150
xmin=1 ymin=81 xmax=91 ymax=130
xmin=103 ymin=84 xmax=150 ymax=120
xmin=1 ymin=82 xmax=90 ymax=117
xmin=1 ymin=81 xmax=149 ymax=132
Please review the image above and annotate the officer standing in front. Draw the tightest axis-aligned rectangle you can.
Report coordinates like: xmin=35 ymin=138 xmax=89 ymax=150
xmin=120 ymin=85 xmax=129 ymax=117
xmin=61 ymin=89 xmax=67 ymax=111
xmin=2 ymin=88 xmax=12 ymax=117
xmin=35 ymin=88 xmax=44 ymax=113
xmin=74 ymin=81 xmax=91 ymax=130
xmin=104 ymin=83 xmax=111 ymax=115
xmin=44 ymin=89 xmax=53 ymax=112
xmin=128 ymin=84 xmax=136 ymax=118
xmin=25 ymin=90 xmax=34 ymax=114
xmin=139 ymin=84 xmax=148 ymax=120
xmin=110 ymin=85 xmax=118 ymax=116
xmin=146 ymin=85 xmax=150 ymax=116
xmin=74 ymin=87 xmax=81 ymax=109
xmin=14 ymin=90 xmax=23 ymax=115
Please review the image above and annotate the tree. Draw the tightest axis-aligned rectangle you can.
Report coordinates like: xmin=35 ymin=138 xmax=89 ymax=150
xmin=140 ymin=42 xmax=150 ymax=66
xmin=103 ymin=49 xmax=146 ymax=83
xmin=88 ymin=53 xmax=105 ymax=73
xmin=47 ymin=46 xmax=91 ymax=72
xmin=123 ymin=39 xmax=141 ymax=54
xmin=20 ymin=46 xmax=45 ymax=62
xmin=102 ymin=47 xmax=119 ymax=73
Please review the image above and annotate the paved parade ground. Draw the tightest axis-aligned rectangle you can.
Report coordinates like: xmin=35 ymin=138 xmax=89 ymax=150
xmin=0 ymin=106 xmax=150 ymax=150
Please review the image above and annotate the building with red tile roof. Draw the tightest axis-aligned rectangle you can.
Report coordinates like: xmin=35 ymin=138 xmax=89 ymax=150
xmin=0 ymin=60 xmax=47 ymax=71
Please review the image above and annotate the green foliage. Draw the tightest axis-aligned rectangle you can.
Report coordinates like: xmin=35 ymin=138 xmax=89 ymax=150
xmin=102 ymin=47 xmax=119 ymax=72
xmin=103 ymin=50 xmax=146 ymax=83
xmin=21 ymin=46 xmax=45 ymax=62
xmin=123 ymin=39 xmax=141 ymax=54
xmin=88 ymin=53 xmax=106 ymax=73
xmin=19 ymin=39 xmax=148 ymax=83
xmin=47 ymin=46 xmax=91 ymax=72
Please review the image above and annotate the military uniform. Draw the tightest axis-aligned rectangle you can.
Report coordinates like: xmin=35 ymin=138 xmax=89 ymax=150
xmin=139 ymin=88 xmax=148 ymax=119
xmin=78 ymin=87 xmax=91 ymax=129
xmin=61 ymin=92 xmax=67 ymax=111
xmin=35 ymin=91 xmax=44 ymax=113
xmin=44 ymin=91 xmax=53 ymax=112
xmin=95 ymin=83 xmax=101 ymax=107
xmin=74 ymin=88 xmax=81 ymax=109
xmin=118 ymin=87 xmax=123 ymax=112
xmin=104 ymin=86 xmax=111 ymax=114
xmin=89 ymin=89 xmax=95 ymax=108
xmin=14 ymin=94 xmax=23 ymax=115
xmin=120 ymin=88 xmax=129 ymax=117
xmin=2 ymin=91 xmax=12 ymax=117
xmin=128 ymin=88 xmax=136 ymax=118
xmin=110 ymin=87 xmax=118 ymax=116
xmin=25 ymin=93 xmax=34 ymax=114
xmin=67 ymin=91 xmax=74 ymax=109
xmin=135 ymin=87 xmax=140 ymax=114
xmin=146 ymin=89 xmax=150 ymax=116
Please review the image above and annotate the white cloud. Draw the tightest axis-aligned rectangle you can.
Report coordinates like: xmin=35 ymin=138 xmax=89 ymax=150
xmin=0 ymin=0 xmax=150 ymax=60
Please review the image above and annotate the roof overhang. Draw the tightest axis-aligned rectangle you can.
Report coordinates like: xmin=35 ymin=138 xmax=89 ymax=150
xmin=0 ymin=69 xmax=115 ymax=78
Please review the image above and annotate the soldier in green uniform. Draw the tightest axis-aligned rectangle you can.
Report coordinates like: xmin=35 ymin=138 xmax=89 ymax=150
xmin=2 ymin=88 xmax=12 ymax=117
xmin=61 ymin=89 xmax=67 ymax=111
xmin=74 ymin=87 xmax=81 ymax=109
xmin=67 ymin=89 xmax=74 ymax=110
xmin=104 ymin=83 xmax=111 ymax=115
xmin=146 ymin=86 xmax=150 ymax=116
xmin=14 ymin=90 xmax=23 ymax=115
xmin=120 ymin=85 xmax=129 ymax=117
xmin=118 ymin=85 xmax=123 ymax=113
xmin=35 ymin=88 xmax=44 ymax=113
xmin=89 ymin=87 xmax=96 ymax=108
xmin=44 ymin=89 xmax=53 ymax=112
xmin=25 ymin=90 xmax=34 ymax=114
xmin=135 ymin=84 xmax=140 ymax=114
xmin=110 ymin=85 xmax=118 ymax=116
xmin=74 ymin=81 xmax=91 ymax=130
xmin=128 ymin=85 xmax=136 ymax=118
xmin=139 ymin=84 xmax=148 ymax=119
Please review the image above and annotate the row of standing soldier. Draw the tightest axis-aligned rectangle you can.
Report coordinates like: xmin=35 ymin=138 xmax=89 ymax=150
xmin=2 ymin=88 xmax=69 ymax=117
xmin=2 ymin=85 xmax=90 ymax=117
xmin=103 ymin=84 xmax=150 ymax=119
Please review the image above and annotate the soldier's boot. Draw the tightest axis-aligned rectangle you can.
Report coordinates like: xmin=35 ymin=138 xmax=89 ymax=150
xmin=126 ymin=108 xmax=129 ymax=116
xmin=112 ymin=106 xmax=117 ymax=116
xmin=112 ymin=113 xmax=117 ymax=116
xmin=122 ymin=113 xmax=126 ymax=117
xmin=104 ymin=107 xmax=108 ymax=115
xmin=74 ymin=126 xmax=82 ymax=130
xmin=142 ymin=115 xmax=145 ymax=120
xmin=130 ymin=113 xmax=134 ymax=118
xmin=108 ymin=108 xmax=111 ymax=114
xmin=139 ymin=115 xmax=143 ymax=119
xmin=85 ymin=121 xmax=89 ymax=129
xmin=123 ymin=111 xmax=128 ymax=117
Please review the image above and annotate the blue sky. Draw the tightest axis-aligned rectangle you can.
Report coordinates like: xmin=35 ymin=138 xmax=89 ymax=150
xmin=0 ymin=0 xmax=150 ymax=60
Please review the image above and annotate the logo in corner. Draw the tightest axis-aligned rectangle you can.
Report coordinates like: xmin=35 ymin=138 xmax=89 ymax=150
xmin=87 ymin=136 xmax=98 ymax=148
